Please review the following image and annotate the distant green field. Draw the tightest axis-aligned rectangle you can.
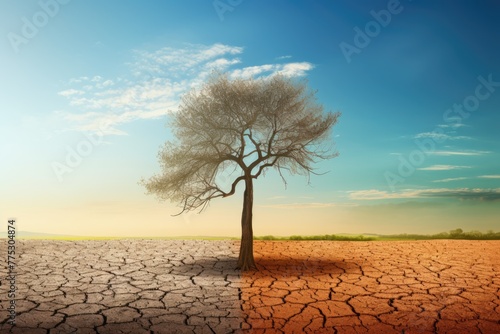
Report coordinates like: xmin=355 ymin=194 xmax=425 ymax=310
xmin=255 ymin=229 xmax=500 ymax=241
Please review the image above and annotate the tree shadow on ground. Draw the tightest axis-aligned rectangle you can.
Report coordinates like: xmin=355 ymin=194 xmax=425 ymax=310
xmin=172 ymin=257 xmax=240 ymax=277
xmin=248 ymin=257 xmax=358 ymax=278
xmin=171 ymin=256 xmax=360 ymax=279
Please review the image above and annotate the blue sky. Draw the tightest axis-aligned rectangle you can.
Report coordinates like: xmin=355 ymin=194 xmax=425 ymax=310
xmin=1 ymin=0 xmax=499 ymax=237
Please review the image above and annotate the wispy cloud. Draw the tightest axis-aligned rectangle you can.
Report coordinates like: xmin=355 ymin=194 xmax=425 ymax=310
xmin=414 ymin=132 xmax=472 ymax=141
xmin=418 ymin=165 xmax=471 ymax=171
xmin=130 ymin=43 xmax=244 ymax=78
xmin=421 ymin=188 xmax=500 ymax=201
xmin=58 ymin=89 xmax=84 ymax=97
xmin=430 ymin=150 xmax=490 ymax=156
xmin=349 ymin=188 xmax=500 ymax=201
xmin=349 ymin=189 xmax=421 ymax=200
xmin=437 ymin=123 xmax=468 ymax=129
xmin=230 ymin=62 xmax=313 ymax=79
xmin=432 ymin=177 xmax=468 ymax=183
xmin=276 ymin=55 xmax=292 ymax=60
xmin=230 ymin=64 xmax=275 ymax=79
xmin=433 ymin=175 xmax=500 ymax=183
xmin=54 ymin=43 xmax=314 ymax=136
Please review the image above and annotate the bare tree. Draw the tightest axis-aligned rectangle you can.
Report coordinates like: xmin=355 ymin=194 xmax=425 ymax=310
xmin=142 ymin=73 xmax=340 ymax=270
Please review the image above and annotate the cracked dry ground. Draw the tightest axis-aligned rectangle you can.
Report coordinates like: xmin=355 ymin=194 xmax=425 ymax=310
xmin=242 ymin=240 xmax=500 ymax=334
xmin=0 ymin=240 xmax=498 ymax=333
xmin=0 ymin=240 xmax=243 ymax=333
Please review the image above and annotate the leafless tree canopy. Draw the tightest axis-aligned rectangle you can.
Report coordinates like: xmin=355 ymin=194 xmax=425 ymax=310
xmin=142 ymin=74 xmax=340 ymax=214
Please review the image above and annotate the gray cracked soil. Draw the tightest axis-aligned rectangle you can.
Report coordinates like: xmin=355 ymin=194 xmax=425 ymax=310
xmin=0 ymin=240 xmax=243 ymax=333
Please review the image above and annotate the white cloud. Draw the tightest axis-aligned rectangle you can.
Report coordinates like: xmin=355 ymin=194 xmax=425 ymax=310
xmin=100 ymin=80 xmax=114 ymax=88
xmin=349 ymin=188 xmax=500 ymax=201
xmin=230 ymin=62 xmax=313 ymax=79
xmin=205 ymin=58 xmax=241 ymax=70
xmin=131 ymin=43 xmax=244 ymax=78
xmin=418 ymin=165 xmax=471 ymax=171
xmin=277 ymin=55 xmax=292 ymax=60
xmin=278 ymin=62 xmax=314 ymax=77
xmin=58 ymin=89 xmax=84 ymax=97
xmin=432 ymin=177 xmax=468 ymax=183
xmin=55 ymin=43 xmax=315 ymax=136
xmin=437 ymin=123 xmax=468 ymax=129
xmin=230 ymin=64 xmax=276 ymax=79
xmin=69 ymin=76 xmax=89 ymax=84
xmin=414 ymin=132 xmax=471 ymax=141
xmin=430 ymin=150 xmax=490 ymax=156
xmin=432 ymin=175 xmax=500 ymax=182
xmin=348 ymin=189 xmax=422 ymax=200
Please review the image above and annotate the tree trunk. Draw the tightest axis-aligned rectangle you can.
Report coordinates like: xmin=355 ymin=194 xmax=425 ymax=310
xmin=237 ymin=177 xmax=256 ymax=271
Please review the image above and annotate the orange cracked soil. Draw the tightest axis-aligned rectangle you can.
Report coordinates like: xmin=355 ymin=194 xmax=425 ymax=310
xmin=240 ymin=240 xmax=500 ymax=333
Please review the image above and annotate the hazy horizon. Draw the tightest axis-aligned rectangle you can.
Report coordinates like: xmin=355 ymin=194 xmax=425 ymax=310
xmin=3 ymin=224 xmax=499 ymax=239
xmin=1 ymin=1 xmax=499 ymax=237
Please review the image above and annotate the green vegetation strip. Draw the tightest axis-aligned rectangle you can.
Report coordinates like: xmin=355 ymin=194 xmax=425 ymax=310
xmin=254 ymin=229 xmax=500 ymax=241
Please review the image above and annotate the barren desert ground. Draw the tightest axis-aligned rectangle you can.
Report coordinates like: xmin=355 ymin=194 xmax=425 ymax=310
xmin=1 ymin=239 xmax=499 ymax=333
xmin=242 ymin=240 xmax=500 ymax=333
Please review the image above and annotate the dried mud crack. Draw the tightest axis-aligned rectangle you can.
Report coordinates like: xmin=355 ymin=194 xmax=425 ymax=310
xmin=0 ymin=240 xmax=244 ymax=333
xmin=1 ymin=239 xmax=499 ymax=333
xmin=241 ymin=240 xmax=500 ymax=333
